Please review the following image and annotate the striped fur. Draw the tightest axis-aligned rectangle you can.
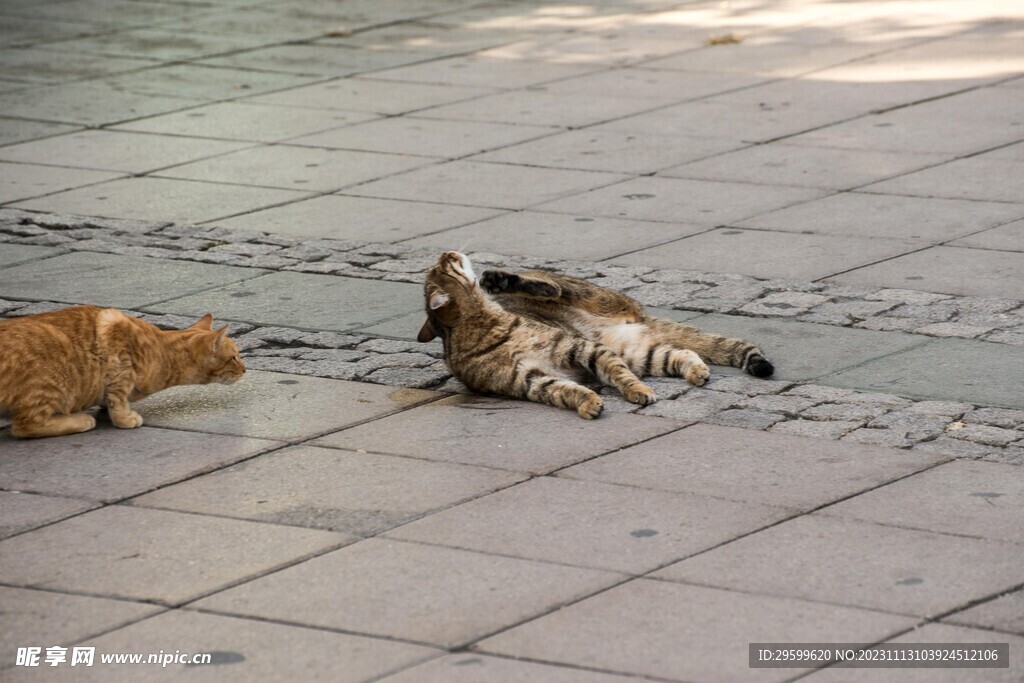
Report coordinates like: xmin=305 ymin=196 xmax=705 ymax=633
xmin=418 ymin=252 xmax=773 ymax=419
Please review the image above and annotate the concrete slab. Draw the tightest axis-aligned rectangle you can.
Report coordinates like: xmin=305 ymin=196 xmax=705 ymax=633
xmin=654 ymin=515 xmax=1024 ymax=618
xmin=192 ymin=538 xmax=621 ymax=648
xmin=249 ymin=78 xmax=493 ymax=115
xmin=289 ymin=116 xmax=556 ymax=159
xmin=536 ymin=177 xmax=826 ymax=227
xmin=213 ymin=194 xmax=506 ymax=243
xmin=351 ymin=160 xmax=627 ymax=210
xmin=312 ymin=394 xmax=682 ymax=474
xmin=17 ymin=610 xmax=440 ymax=683
xmin=354 ymin=309 xmax=432 ymax=340
xmin=113 ymin=102 xmax=379 ymax=143
xmin=543 ymin=69 xmax=768 ymax=104
xmin=0 ymin=47 xmax=151 ymax=84
xmin=830 ymin=245 xmax=1024 ymax=298
xmin=821 ymin=460 xmax=1024 ymax=543
xmin=946 ymin=590 xmax=1024 ymax=636
xmin=0 ymin=243 xmax=60 ymax=268
xmin=11 ymin=176 xmax=314 ymax=224
xmin=0 ymin=161 xmax=123 ymax=203
xmin=135 ymin=371 xmax=436 ymax=441
xmin=380 ymin=654 xmax=637 ymax=683
xmin=132 ymin=444 xmax=526 ymax=536
xmin=156 ymin=145 xmax=436 ymax=192
xmin=371 ymin=55 xmax=595 ymax=89
xmin=478 ymin=579 xmax=916 ymax=683
xmin=0 ymin=491 xmax=97 ymax=540
xmin=0 ymin=252 xmax=266 ymax=308
xmin=0 ymin=506 xmax=346 ymax=605
xmin=824 ymin=337 xmax=1024 ymax=409
xmin=0 ymin=130 xmax=253 ymax=173
xmin=44 ymin=28 xmax=273 ymax=60
xmin=0 ymin=586 xmax=161 ymax=668
xmin=150 ymin=271 xmax=422 ymax=332
xmin=0 ymin=117 xmax=80 ymax=147
xmin=472 ymin=130 xmax=745 ymax=175
xmin=404 ymin=211 xmax=708 ymax=261
xmin=196 ymin=44 xmax=432 ymax=77
xmin=99 ymin=64 xmax=319 ymax=101
xmin=865 ymin=156 xmax=1024 ymax=204
xmin=0 ymin=82 xmax=198 ymax=127
xmin=559 ymin=423 xmax=948 ymax=511
xmin=950 ymin=218 xmax=1024 ymax=252
xmin=386 ymin=476 xmax=790 ymax=574
xmin=0 ymin=426 xmax=281 ymax=502
xmin=736 ymin=192 xmax=1024 ymax=242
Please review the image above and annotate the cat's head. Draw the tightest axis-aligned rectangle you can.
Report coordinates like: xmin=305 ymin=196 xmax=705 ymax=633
xmin=184 ymin=314 xmax=246 ymax=385
xmin=418 ymin=251 xmax=481 ymax=343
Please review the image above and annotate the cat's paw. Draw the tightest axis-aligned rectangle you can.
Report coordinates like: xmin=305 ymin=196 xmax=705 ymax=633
xmin=481 ymin=270 xmax=514 ymax=293
xmin=111 ymin=410 xmax=144 ymax=429
xmin=685 ymin=362 xmax=710 ymax=386
xmin=624 ymin=383 xmax=657 ymax=406
xmin=578 ymin=395 xmax=604 ymax=419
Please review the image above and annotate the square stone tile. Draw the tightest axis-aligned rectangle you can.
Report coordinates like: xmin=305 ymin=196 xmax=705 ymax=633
xmin=0 ymin=244 xmax=60 ymax=268
xmin=213 ymin=194 xmax=505 ymax=242
xmin=0 ymin=117 xmax=81 ymax=146
xmin=0 ymin=47 xmax=151 ymax=84
xmin=316 ymin=21 xmax=523 ymax=55
xmin=737 ymin=192 xmax=1024 ymax=242
xmin=0 ymin=16 xmax=104 ymax=48
xmin=381 ymin=654 xmax=642 ymax=682
xmin=0 ymin=252 xmax=266 ymax=308
xmin=13 ymin=610 xmax=440 ymax=682
xmin=12 ymin=176 xmax=314 ymax=224
xmin=350 ymin=160 xmax=626 ymax=210
xmin=950 ymin=218 xmax=1024 ymax=252
xmin=864 ymin=157 xmax=1024 ymax=204
xmin=0 ymin=162 xmax=123 ymax=203
xmin=0 ymin=426 xmax=281 ymax=502
xmin=0 ymin=130 xmax=253 ymax=173
xmin=472 ymin=130 xmax=745 ymax=174
xmin=404 ymin=211 xmax=707 ymax=261
xmin=12 ymin=0 xmax=192 ymax=26
xmin=197 ymin=44 xmax=432 ymax=77
xmin=98 ymin=64 xmax=319 ymax=101
xmin=352 ymin=309 xmax=431 ymax=340
xmin=0 ymin=506 xmax=346 ymax=605
xmin=662 ymin=144 xmax=951 ymax=190
xmin=156 ymin=145 xmax=436 ymax=191
xmin=829 ymin=246 xmax=1024 ymax=299
xmin=150 ymin=271 xmax=422 ymax=332
xmin=821 ymin=460 xmax=1024 ymax=544
xmin=559 ymin=423 xmax=948 ymax=511
xmin=825 ymin=338 xmax=1024 ymax=409
xmin=0 ymin=586 xmax=161 ymax=668
xmin=312 ymin=394 xmax=682 ymax=474
xmin=249 ymin=78 xmax=493 ymax=115
xmin=654 ymin=515 xmax=1024 ymax=618
xmin=371 ymin=55 xmax=595 ymax=89
xmin=537 ymin=177 xmax=825 ymax=227
xmin=113 ymin=102 xmax=378 ymax=143
xmin=135 ymin=371 xmax=436 ymax=441
xmin=479 ymin=579 xmax=916 ymax=683
xmin=946 ymin=590 xmax=1024 ymax=636
xmin=610 ymin=227 xmax=920 ymax=280
xmin=681 ymin=313 xmax=930 ymax=382
xmin=387 ymin=476 xmax=790 ymax=573
xmin=289 ymin=116 xmax=556 ymax=158
xmin=132 ymin=444 xmax=526 ymax=535
xmin=0 ymin=82 xmax=198 ymax=126
xmin=0 ymin=492 xmax=97 ymax=539
xmin=543 ymin=69 xmax=768 ymax=104
xmin=44 ymin=28 xmax=273 ymax=60
xmin=193 ymin=538 xmax=621 ymax=648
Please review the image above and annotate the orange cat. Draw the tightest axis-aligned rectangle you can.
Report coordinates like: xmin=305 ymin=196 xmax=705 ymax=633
xmin=0 ymin=307 xmax=245 ymax=439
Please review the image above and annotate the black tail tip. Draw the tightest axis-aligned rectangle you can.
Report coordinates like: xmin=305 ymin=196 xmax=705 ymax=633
xmin=746 ymin=355 xmax=774 ymax=378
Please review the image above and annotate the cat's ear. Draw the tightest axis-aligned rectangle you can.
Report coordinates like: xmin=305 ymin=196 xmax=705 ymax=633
xmin=428 ymin=291 xmax=450 ymax=310
xmin=191 ymin=313 xmax=214 ymax=330
xmin=417 ymin=319 xmax=437 ymax=343
xmin=211 ymin=325 xmax=228 ymax=352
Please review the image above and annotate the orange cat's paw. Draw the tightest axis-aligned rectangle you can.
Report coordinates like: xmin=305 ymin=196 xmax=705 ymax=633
xmin=624 ymin=383 xmax=657 ymax=406
xmin=685 ymin=362 xmax=710 ymax=386
xmin=578 ymin=396 xmax=604 ymax=419
xmin=111 ymin=410 xmax=144 ymax=429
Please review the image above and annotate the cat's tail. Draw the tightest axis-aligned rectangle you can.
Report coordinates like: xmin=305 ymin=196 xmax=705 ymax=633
xmin=643 ymin=316 xmax=774 ymax=378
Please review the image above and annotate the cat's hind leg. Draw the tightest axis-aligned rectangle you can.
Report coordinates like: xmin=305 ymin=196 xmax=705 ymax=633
xmin=521 ymin=369 xmax=604 ymax=419
xmin=644 ymin=345 xmax=710 ymax=387
xmin=11 ymin=411 xmax=96 ymax=438
xmin=573 ymin=341 xmax=656 ymax=406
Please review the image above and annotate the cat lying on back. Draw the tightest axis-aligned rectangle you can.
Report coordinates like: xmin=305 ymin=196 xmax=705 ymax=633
xmin=0 ymin=307 xmax=245 ymax=439
xmin=418 ymin=251 xmax=773 ymax=419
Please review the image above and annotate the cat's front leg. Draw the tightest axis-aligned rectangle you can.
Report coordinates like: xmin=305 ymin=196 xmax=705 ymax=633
xmin=520 ymin=369 xmax=604 ymax=419
xmin=481 ymin=270 xmax=560 ymax=298
xmin=576 ymin=341 xmax=657 ymax=406
xmin=104 ymin=371 xmax=144 ymax=429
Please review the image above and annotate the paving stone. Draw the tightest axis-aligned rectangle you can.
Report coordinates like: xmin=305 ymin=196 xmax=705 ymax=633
xmin=0 ymin=243 xmax=59 ymax=268
xmin=654 ymin=515 xmax=1024 ymax=618
xmin=0 ymin=506 xmax=345 ymax=605
xmin=801 ymin=402 xmax=892 ymax=424
xmin=867 ymin=156 xmax=1024 ymax=204
xmin=0 ymin=252 xmax=266 ymax=308
xmin=824 ymin=338 xmax=1024 ymax=409
xmin=703 ymin=375 xmax=793 ymax=396
xmin=380 ymin=654 xmax=635 ymax=683
xmin=0 ymin=161 xmax=123 ymax=203
xmin=561 ymin=423 xmax=945 ymax=511
xmin=0 ymin=586 xmax=161 ymax=668
xmin=639 ymin=389 xmax=740 ymax=421
xmin=916 ymin=321 xmax=1000 ymax=338
xmin=136 ymin=371 xmax=435 ymax=441
xmin=0 ymin=491 xmax=97 ymax=540
xmin=738 ymin=290 xmax=831 ymax=317
xmin=740 ymin=394 xmax=819 ymax=416
xmin=46 ymin=27 xmax=274 ymax=60
xmin=193 ymin=538 xmax=621 ymax=648
xmin=312 ymin=394 xmax=681 ymax=474
xmin=99 ymin=63 xmax=319 ymax=101
xmin=867 ymin=288 xmax=954 ymax=305
xmin=0 ymin=82 xmax=198 ymax=126
xmin=478 ymin=580 xmax=915 ymax=683
xmin=902 ymin=400 xmax=974 ymax=417
xmin=946 ymin=423 xmax=1023 ymax=447
xmin=841 ymin=428 xmax=916 ymax=449
xmin=197 ymin=42 xmax=432 ymax=77
xmin=0 ymin=426 xmax=280 ymax=502
xmin=388 ymin=477 xmax=787 ymax=574
xmin=769 ymin=419 xmax=862 ymax=439
xmin=913 ymin=436 xmax=1001 ymax=461
xmin=703 ymin=408 xmax=786 ymax=430
xmin=371 ymin=54 xmax=593 ymax=89
xmin=946 ymin=590 xmax=1024 ymax=636
xmin=964 ymin=407 xmax=1024 ymax=429
xmin=366 ymin=364 xmax=451 ymax=388
xmin=133 ymin=444 xmax=524 ymax=536
xmin=799 ymin=300 xmax=901 ymax=326
xmin=0 ymin=117 xmax=81 ymax=146
xmin=250 ymin=78 xmax=492 ymax=115
xmin=951 ymin=217 xmax=1024 ymax=252
xmin=866 ymin=410 xmax=951 ymax=439
xmin=150 ymin=271 xmax=421 ymax=332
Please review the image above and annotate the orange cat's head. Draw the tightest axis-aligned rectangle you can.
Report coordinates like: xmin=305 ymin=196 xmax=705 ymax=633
xmin=184 ymin=314 xmax=246 ymax=385
xmin=418 ymin=251 xmax=482 ymax=343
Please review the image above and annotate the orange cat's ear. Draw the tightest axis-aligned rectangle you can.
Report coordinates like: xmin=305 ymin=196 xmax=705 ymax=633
xmin=417 ymin=319 xmax=437 ymax=343
xmin=211 ymin=325 xmax=228 ymax=351
xmin=191 ymin=313 xmax=214 ymax=330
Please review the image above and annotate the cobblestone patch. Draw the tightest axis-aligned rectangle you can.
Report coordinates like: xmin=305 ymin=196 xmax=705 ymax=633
xmin=2 ymin=209 xmax=1022 ymax=346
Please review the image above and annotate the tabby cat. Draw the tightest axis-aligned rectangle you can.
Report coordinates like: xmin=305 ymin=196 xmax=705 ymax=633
xmin=0 ymin=307 xmax=245 ymax=439
xmin=418 ymin=251 xmax=773 ymax=419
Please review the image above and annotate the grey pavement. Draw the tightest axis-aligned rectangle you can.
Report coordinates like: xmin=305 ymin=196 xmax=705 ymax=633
xmin=1 ymin=1 xmax=1023 ymax=681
